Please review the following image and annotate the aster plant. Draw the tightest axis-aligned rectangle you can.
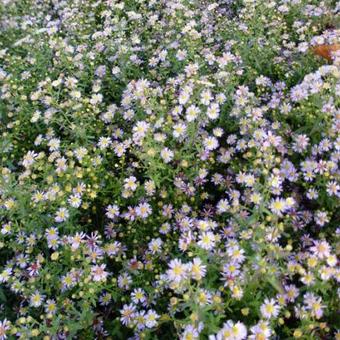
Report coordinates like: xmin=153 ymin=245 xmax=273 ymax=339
xmin=0 ymin=0 xmax=339 ymax=339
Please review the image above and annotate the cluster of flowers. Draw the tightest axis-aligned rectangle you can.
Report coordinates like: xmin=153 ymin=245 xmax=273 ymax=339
xmin=0 ymin=0 xmax=339 ymax=338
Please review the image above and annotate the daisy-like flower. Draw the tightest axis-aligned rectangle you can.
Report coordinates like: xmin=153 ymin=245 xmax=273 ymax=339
xmin=61 ymin=273 xmax=76 ymax=291
xmin=249 ymin=321 xmax=272 ymax=339
xmin=124 ymin=176 xmax=138 ymax=192
xmin=300 ymin=272 xmax=315 ymax=286
xmin=0 ymin=319 xmax=10 ymax=340
xmin=160 ymin=222 xmax=171 ymax=234
xmin=48 ymin=138 xmax=60 ymax=151
xmin=160 ymin=147 xmax=174 ymax=163
xmin=136 ymin=202 xmax=152 ymax=219
xmin=28 ymin=261 xmax=41 ymax=277
xmin=213 ymin=127 xmax=224 ymax=137
xmin=145 ymin=310 xmax=159 ymax=328
xmin=74 ymin=147 xmax=88 ymax=161
xmin=304 ymin=293 xmax=325 ymax=319
xmin=69 ymin=232 xmax=85 ymax=250
xmin=315 ymin=211 xmax=329 ymax=227
xmin=203 ymin=136 xmax=219 ymax=151
xmin=73 ymin=182 xmax=86 ymax=195
xmin=326 ymin=254 xmax=337 ymax=267
xmin=16 ymin=254 xmax=28 ymax=269
xmin=68 ymin=194 xmax=82 ymax=208
xmin=55 ymin=157 xmax=67 ymax=174
xmin=307 ymin=188 xmax=319 ymax=199
xmin=189 ymin=257 xmax=207 ymax=281
xmin=106 ymin=204 xmax=120 ymax=219
xmin=227 ymin=246 xmax=245 ymax=264
xmin=30 ymin=290 xmax=45 ymax=307
xmin=131 ymin=288 xmax=146 ymax=305
xmin=99 ymin=292 xmax=112 ymax=306
xmin=292 ymin=134 xmax=309 ymax=152
xmin=231 ymin=285 xmax=244 ymax=300
xmin=326 ymin=181 xmax=340 ymax=197
xmin=206 ymin=103 xmax=220 ymax=120
xmin=91 ymin=264 xmax=109 ymax=282
xmin=197 ymin=289 xmax=212 ymax=306
xmin=179 ymin=87 xmax=191 ymax=105
xmin=214 ymin=320 xmax=247 ymax=340
xmin=97 ymin=136 xmax=112 ymax=150
xmin=186 ymin=105 xmax=200 ymax=122
xmin=133 ymin=121 xmax=150 ymax=139
xmin=45 ymin=299 xmax=57 ymax=315
xmin=55 ymin=207 xmax=69 ymax=223
xmin=260 ymin=298 xmax=280 ymax=319
xmin=310 ymin=240 xmax=331 ymax=259
xmin=217 ymin=198 xmax=230 ymax=213
xmin=114 ymin=142 xmax=127 ymax=157
xmin=144 ymin=180 xmax=156 ymax=196
xmin=32 ymin=190 xmax=45 ymax=203
xmin=148 ymin=238 xmax=163 ymax=254
xmin=0 ymin=223 xmax=11 ymax=235
xmin=45 ymin=227 xmax=58 ymax=240
xmin=284 ymin=284 xmax=299 ymax=302
xmin=222 ymin=262 xmax=240 ymax=278
xmin=167 ymin=259 xmax=188 ymax=283
xmin=90 ymin=93 xmax=103 ymax=105
xmin=197 ymin=231 xmax=216 ymax=250
xmin=269 ymin=198 xmax=287 ymax=216
xmin=173 ymin=122 xmax=187 ymax=138
xmin=22 ymin=150 xmax=38 ymax=168
xmin=117 ymin=273 xmax=132 ymax=290
xmin=201 ymin=89 xmax=212 ymax=105
xmin=120 ymin=304 xmax=136 ymax=326
xmin=182 ymin=325 xmax=199 ymax=340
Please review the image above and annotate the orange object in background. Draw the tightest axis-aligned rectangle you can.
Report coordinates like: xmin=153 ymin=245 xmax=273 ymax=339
xmin=312 ymin=44 xmax=340 ymax=61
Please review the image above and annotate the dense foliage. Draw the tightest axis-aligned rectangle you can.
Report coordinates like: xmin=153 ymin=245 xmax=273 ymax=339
xmin=0 ymin=0 xmax=339 ymax=339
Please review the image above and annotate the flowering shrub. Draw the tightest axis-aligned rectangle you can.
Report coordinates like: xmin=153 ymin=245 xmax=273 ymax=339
xmin=0 ymin=0 xmax=339 ymax=339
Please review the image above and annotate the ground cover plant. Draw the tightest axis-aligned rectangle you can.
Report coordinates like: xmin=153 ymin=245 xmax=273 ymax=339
xmin=0 ymin=0 xmax=339 ymax=339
